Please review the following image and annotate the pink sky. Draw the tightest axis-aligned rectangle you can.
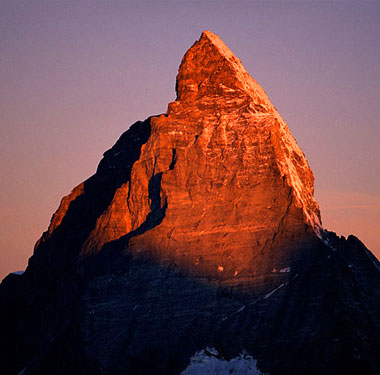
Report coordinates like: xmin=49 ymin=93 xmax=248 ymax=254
xmin=1 ymin=1 xmax=379 ymax=280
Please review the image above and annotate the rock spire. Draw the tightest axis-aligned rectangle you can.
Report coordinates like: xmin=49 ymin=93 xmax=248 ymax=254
xmin=3 ymin=31 xmax=379 ymax=375
xmin=51 ymin=29 xmax=323 ymax=283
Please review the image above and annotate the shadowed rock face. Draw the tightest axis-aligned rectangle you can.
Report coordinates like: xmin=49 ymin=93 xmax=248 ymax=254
xmin=1 ymin=31 xmax=380 ymax=375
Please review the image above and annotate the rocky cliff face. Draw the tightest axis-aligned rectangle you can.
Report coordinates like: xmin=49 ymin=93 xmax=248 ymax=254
xmin=49 ymin=30 xmax=322 ymax=284
xmin=1 ymin=31 xmax=380 ymax=375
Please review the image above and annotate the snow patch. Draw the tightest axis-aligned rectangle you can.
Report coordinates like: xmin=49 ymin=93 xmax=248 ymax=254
xmin=205 ymin=347 xmax=219 ymax=356
xmin=323 ymin=238 xmax=337 ymax=251
xmin=11 ymin=271 xmax=24 ymax=275
xmin=279 ymin=267 xmax=290 ymax=273
xmin=181 ymin=347 xmax=265 ymax=375
xmin=264 ymin=283 xmax=285 ymax=299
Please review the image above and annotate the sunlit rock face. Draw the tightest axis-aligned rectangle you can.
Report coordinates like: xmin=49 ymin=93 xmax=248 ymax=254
xmin=77 ymin=30 xmax=322 ymax=287
xmin=1 ymin=31 xmax=380 ymax=375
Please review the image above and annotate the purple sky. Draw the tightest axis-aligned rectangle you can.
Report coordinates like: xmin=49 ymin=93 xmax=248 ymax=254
xmin=1 ymin=1 xmax=379 ymax=280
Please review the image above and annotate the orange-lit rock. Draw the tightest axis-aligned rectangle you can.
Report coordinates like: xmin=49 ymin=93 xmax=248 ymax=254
xmin=33 ymin=182 xmax=85 ymax=250
xmin=48 ymin=183 xmax=85 ymax=235
xmin=2 ymin=30 xmax=380 ymax=375
xmin=78 ymin=31 xmax=322 ymax=284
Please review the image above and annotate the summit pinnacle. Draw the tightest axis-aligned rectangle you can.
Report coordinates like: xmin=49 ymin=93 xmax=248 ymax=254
xmin=1 ymin=31 xmax=380 ymax=375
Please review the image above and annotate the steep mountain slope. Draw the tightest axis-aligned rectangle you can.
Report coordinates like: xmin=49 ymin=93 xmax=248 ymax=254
xmin=1 ymin=31 xmax=380 ymax=375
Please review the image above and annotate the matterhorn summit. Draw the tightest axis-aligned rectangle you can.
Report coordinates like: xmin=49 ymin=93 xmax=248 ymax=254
xmin=1 ymin=31 xmax=380 ymax=375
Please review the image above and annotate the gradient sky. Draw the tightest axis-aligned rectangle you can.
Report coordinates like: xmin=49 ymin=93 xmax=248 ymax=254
xmin=1 ymin=1 xmax=379 ymax=280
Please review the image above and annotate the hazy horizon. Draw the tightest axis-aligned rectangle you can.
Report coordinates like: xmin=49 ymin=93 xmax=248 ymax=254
xmin=1 ymin=1 xmax=379 ymax=280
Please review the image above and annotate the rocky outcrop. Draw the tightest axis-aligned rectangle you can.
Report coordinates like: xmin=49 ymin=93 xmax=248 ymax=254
xmin=81 ymin=30 xmax=322 ymax=287
xmin=1 ymin=31 xmax=380 ymax=375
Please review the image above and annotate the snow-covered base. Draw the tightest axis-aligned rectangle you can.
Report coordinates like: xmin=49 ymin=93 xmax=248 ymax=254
xmin=181 ymin=347 xmax=265 ymax=375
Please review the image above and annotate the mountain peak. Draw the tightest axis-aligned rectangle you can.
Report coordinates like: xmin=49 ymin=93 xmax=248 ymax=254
xmin=176 ymin=30 xmax=273 ymax=110
xmin=36 ymin=30 xmax=322 ymax=275
xmin=2 ymin=31 xmax=380 ymax=375
xmin=199 ymin=30 xmax=237 ymax=59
